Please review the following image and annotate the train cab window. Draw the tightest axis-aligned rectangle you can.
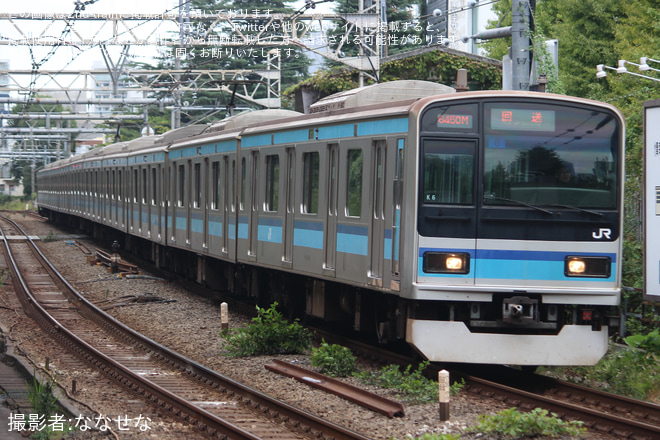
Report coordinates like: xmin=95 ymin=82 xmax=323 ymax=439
xmin=483 ymin=103 xmax=619 ymax=209
xmin=178 ymin=165 xmax=185 ymax=208
xmin=346 ymin=149 xmax=363 ymax=217
xmin=422 ymin=140 xmax=475 ymax=205
xmin=212 ymin=161 xmax=220 ymax=210
xmin=265 ymin=154 xmax=279 ymax=212
xmin=194 ymin=163 xmax=201 ymax=208
xmin=302 ymin=152 xmax=319 ymax=214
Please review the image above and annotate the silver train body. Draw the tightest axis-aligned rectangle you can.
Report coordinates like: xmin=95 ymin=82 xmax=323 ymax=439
xmin=37 ymin=81 xmax=625 ymax=366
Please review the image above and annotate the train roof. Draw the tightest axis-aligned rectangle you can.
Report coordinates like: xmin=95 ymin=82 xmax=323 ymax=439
xmin=153 ymin=124 xmax=209 ymax=145
xmin=308 ymin=80 xmax=455 ymax=114
xmin=208 ymin=109 xmax=302 ymax=133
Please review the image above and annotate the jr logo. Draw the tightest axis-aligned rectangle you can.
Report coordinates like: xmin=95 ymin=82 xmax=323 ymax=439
xmin=592 ymin=228 xmax=612 ymax=240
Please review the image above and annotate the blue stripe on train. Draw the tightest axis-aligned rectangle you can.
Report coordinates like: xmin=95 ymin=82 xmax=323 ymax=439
xmin=418 ymin=248 xmax=616 ymax=281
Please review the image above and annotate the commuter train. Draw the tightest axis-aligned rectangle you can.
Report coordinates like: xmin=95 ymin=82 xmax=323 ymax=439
xmin=37 ymin=80 xmax=625 ymax=366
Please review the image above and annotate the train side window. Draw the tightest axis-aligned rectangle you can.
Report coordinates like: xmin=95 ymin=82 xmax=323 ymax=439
xmin=240 ymin=158 xmax=246 ymax=211
xmin=118 ymin=171 xmax=122 ymax=201
xmin=142 ymin=168 xmax=147 ymax=204
xmin=211 ymin=161 xmax=219 ymax=210
xmin=133 ymin=169 xmax=139 ymax=203
xmin=265 ymin=154 xmax=279 ymax=212
xmin=178 ymin=164 xmax=185 ymax=208
xmin=231 ymin=159 xmax=236 ymax=212
xmin=151 ymin=168 xmax=157 ymax=206
xmin=194 ymin=163 xmax=201 ymax=208
xmin=302 ymin=152 xmax=319 ymax=214
xmin=346 ymin=149 xmax=363 ymax=217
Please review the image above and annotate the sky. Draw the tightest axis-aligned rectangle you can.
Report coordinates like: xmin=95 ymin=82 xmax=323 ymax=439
xmin=2 ymin=1 xmax=190 ymax=72
xmin=1 ymin=0 xmax=331 ymax=73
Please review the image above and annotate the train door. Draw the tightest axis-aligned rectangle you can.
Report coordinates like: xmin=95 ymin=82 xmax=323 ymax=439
xmin=324 ymin=144 xmax=339 ymax=274
xmin=203 ymin=158 xmax=209 ymax=250
xmin=390 ymin=139 xmax=405 ymax=289
xmin=417 ymin=138 xmax=478 ymax=285
xmin=151 ymin=166 xmax=158 ymax=240
xmin=131 ymin=167 xmax=138 ymax=233
xmin=226 ymin=156 xmax=236 ymax=259
xmin=370 ymin=140 xmax=387 ymax=281
xmin=248 ymin=151 xmax=259 ymax=258
xmin=282 ymin=148 xmax=295 ymax=266
xmin=186 ymin=159 xmax=193 ymax=246
xmin=159 ymin=167 xmax=165 ymax=241
xmin=142 ymin=166 xmax=149 ymax=235
xmin=104 ymin=170 xmax=110 ymax=223
xmin=190 ymin=159 xmax=204 ymax=249
xmin=118 ymin=169 xmax=124 ymax=229
xmin=222 ymin=157 xmax=230 ymax=255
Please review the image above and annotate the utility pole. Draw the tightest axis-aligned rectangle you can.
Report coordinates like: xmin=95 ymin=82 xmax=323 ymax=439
xmin=462 ymin=1 xmax=531 ymax=90
xmin=511 ymin=0 xmax=531 ymax=91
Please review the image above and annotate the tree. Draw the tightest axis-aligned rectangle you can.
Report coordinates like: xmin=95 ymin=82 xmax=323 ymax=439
xmin=328 ymin=0 xmax=423 ymax=66
xmin=177 ymin=0 xmax=312 ymax=112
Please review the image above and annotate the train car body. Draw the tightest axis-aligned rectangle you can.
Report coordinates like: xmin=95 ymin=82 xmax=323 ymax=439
xmin=37 ymin=81 xmax=625 ymax=366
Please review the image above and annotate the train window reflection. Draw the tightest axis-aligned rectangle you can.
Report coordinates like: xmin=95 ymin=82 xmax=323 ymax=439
xmin=178 ymin=165 xmax=185 ymax=208
xmin=302 ymin=152 xmax=319 ymax=214
xmin=422 ymin=140 xmax=475 ymax=205
xmin=265 ymin=155 xmax=280 ymax=212
xmin=483 ymin=103 xmax=618 ymax=209
xmin=194 ymin=163 xmax=201 ymax=208
xmin=212 ymin=162 xmax=220 ymax=210
xmin=346 ymin=149 xmax=362 ymax=217
xmin=240 ymin=158 xmax=246 ymax=211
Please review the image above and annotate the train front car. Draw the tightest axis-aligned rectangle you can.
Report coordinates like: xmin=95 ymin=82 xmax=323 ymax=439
xmin=405 ymin=92 xmax=624 ymax=366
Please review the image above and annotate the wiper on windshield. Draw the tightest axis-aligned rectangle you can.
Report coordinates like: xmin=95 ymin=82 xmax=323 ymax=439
xmin=484 ymin=195 xmax=555 ymax=215
xmin=549 ymin=204 xmax=603 ymax=217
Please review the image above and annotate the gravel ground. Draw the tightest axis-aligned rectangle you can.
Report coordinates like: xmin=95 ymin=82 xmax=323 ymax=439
xmin=0 ymin=214 xmax=616 ymax=440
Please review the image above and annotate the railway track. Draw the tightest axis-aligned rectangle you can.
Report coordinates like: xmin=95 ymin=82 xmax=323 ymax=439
xmin=462 ymin=370 xmax=660 ymax=440
xmin=0 ymin=215 xmax=374 ymax=440
xmin=316 ymin=330 xmax=660 ymax=440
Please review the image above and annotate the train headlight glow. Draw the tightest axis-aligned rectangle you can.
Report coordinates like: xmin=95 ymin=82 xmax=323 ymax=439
xmin=565 ymin=256 xmax=611 ymax=278
xmin=423 ymin=252 xmax=470 ymax=274
xmin=446 ymin=256 xmax=464 ymax=270
xmin=567 ymin=259 xmax=586 ymax=274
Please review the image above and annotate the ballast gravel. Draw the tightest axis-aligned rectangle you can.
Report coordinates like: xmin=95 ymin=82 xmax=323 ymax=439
xmin=0 ymin=215 xmax=614 ymax=440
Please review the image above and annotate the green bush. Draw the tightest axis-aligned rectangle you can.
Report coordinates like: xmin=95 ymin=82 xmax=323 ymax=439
xmin=625 ymin=329 xmax=660 ymax=359
xmin=221 ymin=303 xmax=312 ymax=356
xmin=356 ymin=361 xmax=438 ymax=404
xmin=469 ymin=407 xmax=585 ymax=439
xmin=544 ymin=341 xmax=660 ymax=400
xmin=27 ymin=373 xmax=60 ymax=418
xmin=310 ymin=340 xmax=357 ymax=377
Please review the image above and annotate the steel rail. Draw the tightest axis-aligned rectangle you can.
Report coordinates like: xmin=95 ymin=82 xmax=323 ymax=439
xmin=464 ymin=375 xmax=660 ymax=439
xmin=0 ymin=218 xmax=265 ymax=440
xmin=1 ymin=216 xmax=375 ymax=440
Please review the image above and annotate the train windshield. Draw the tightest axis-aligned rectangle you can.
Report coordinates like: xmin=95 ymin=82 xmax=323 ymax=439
xmin=483 ymin=102 xmax=619 ymax=209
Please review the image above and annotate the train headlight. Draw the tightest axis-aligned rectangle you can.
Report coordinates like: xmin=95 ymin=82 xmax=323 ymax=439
xmin=423 ymin=252 xmax=470 ymax=274
xmin=567 ymin=259 xmax=586 ymax=274
xmin=565 ymin=256 xmax=611 ymax=278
